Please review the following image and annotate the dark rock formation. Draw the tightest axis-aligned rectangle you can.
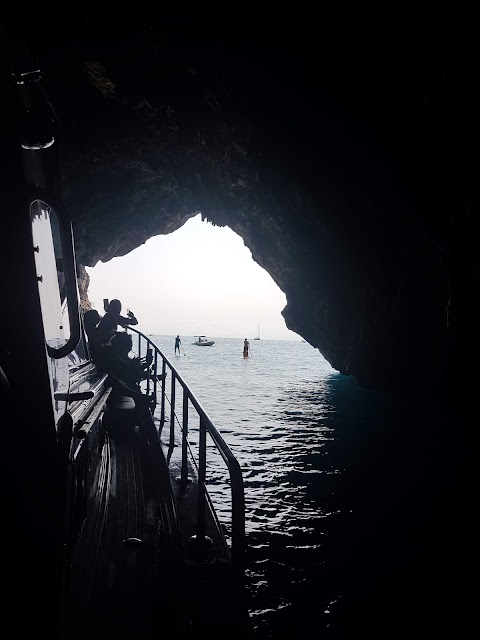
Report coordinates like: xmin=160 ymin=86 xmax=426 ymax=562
xmin=10 ymin=8 xmax=476 ymax=390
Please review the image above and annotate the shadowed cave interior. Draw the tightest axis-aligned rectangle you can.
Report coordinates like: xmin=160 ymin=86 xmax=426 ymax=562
xmin=1 ymin=9 xmax=476 ymax=637
xmin=9 ymin=10 xmax=474 ymax=392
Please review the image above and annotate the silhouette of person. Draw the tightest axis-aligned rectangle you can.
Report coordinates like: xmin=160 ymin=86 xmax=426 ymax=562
xmin=96 ymin=299 xmax=138 ymax=346
xmin=106 ymin=332 xmax=151 ymax=395
xmin=243 ymin=338 xmax=250 ymax=358
xmin=175 ymin=335 xmax=182 ymax=355
xmin=101 ymin=333 xmax=158 ymax=430
xmin=83 ymin=309 xmax=102 ymax=360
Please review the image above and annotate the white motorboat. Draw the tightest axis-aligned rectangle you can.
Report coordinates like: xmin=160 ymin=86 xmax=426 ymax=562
xmin=192 ymin=335 xmax=215 ymax=346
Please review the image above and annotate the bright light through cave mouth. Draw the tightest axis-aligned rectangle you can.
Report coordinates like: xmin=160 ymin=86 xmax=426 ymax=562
xmin=85 ymin=214 xmax=301 ymax=341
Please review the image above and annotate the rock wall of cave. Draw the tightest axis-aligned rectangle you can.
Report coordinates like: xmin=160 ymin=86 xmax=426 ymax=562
xmin=10 ymin=10 xmax=476 ymax=389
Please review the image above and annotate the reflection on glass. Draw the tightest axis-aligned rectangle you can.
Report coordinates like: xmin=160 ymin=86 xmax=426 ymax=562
xmin=31 ymin=200 xmax=68 ymax=350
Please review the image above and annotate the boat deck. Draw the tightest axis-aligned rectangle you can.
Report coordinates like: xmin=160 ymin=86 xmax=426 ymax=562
xmin=62 ymin=397 xmax=189 ymax=638
xmin=62 ymin=394 xmax=250 ymax=638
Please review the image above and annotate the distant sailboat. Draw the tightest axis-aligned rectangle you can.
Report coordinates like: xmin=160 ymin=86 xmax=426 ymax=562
xmin=254 ymin=323 xmax=260 ymax=340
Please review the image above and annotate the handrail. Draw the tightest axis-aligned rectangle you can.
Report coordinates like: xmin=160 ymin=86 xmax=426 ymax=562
xmin=128 ymin=327 xmax=246 ymax=571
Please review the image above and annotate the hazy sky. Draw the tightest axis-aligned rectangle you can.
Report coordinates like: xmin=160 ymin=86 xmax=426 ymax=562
xmin=86 ymin=214 xmax=301 ymax=340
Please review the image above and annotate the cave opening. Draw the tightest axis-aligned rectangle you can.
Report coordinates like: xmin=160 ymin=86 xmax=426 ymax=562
xmin=85 ymin=213 xmax=303 ymax=343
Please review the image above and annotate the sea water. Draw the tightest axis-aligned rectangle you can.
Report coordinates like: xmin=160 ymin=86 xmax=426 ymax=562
xmin=145 ymin=335 xmax=455 ymax=638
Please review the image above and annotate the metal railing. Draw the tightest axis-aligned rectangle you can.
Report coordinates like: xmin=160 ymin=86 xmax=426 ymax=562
xmin=128 ymin=327 xmax=245 ymax=570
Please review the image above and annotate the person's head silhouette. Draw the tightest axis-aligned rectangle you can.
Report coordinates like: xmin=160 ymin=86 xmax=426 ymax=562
xmin=108 ymin=299 xmax=122 ymax=314
xmin=111 ymin=331 xmax=132 ymax=357
xmin=84 ymin=309 xmax=100 ymax=337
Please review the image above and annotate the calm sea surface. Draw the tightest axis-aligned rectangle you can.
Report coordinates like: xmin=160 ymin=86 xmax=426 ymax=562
xmin=144 ymin=334 xmax=457 ymax=638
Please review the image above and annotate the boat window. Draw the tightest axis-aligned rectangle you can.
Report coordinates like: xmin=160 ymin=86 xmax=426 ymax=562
xmin=51 ymin=213 xmax=67 ymax=301
xmin=64 ymin=302 xmax=89 ymax=369
xmin=31 ymin=200 xmax=70 ymax=350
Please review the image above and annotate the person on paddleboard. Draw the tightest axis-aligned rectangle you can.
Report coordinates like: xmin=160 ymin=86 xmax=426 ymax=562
xmin=175 ymin=335 xmax=182 ymax=355
xmin=243 ymin=338 xmax=250 ymax=358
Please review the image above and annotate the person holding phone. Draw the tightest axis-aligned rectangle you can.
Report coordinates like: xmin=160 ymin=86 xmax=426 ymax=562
xmin=97 ymin=298 xmax=138 ymax=346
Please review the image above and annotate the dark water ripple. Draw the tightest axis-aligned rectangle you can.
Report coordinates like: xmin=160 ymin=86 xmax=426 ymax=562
xmin=147 ymin=336 xmax=355 ymax=635
xmin=147 ymin=335 xmax=468 ymax=638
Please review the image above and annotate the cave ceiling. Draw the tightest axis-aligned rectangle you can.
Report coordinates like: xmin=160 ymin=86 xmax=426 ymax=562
xmin=9 ymin=9 xmax=475 ymax=389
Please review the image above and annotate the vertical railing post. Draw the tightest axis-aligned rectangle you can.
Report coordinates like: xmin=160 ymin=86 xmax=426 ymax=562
xmin=230 ymin=464 xmax=246 ymax=571
xmin=196 ymin=416 xmax=207 ymax=543
xmin=160 ymin=359 xmax=166 ymax=429
xmin=170 ymin=371 xmax=176 ymax=448
xmin=146 ymin=344 xmax=151 ymax=396
xmin=181 ymin=389 xmax=189 ymax=484
xmin=153 ymin=350 xmax=158 ymax=408
xmin=138 ymin=333 xmax=141 ymax=360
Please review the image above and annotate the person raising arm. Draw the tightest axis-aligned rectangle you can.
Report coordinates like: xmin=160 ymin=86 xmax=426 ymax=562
xmin=97 ymin=299 xmax=138 ymax=346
